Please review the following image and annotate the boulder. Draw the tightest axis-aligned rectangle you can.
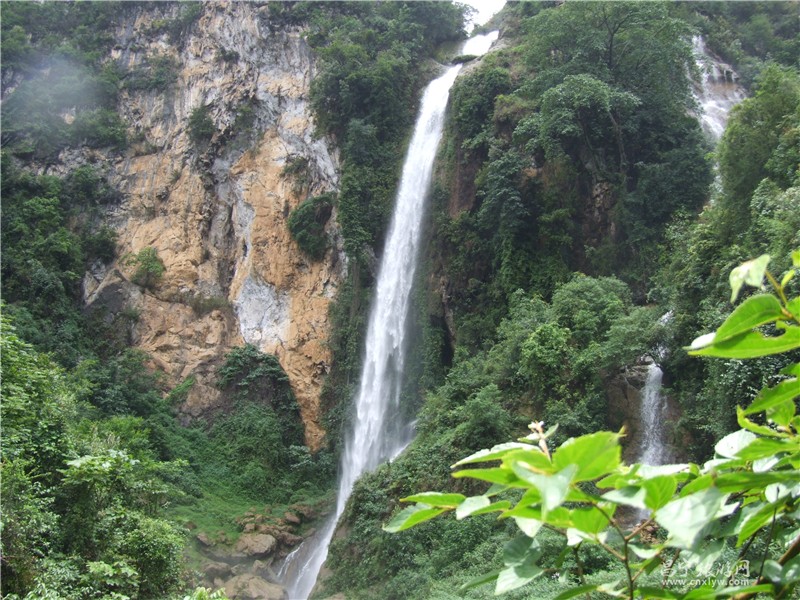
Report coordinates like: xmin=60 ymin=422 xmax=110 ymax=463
xmin=224 ymin=574 xmax=287 ymax=600
xmin=235 ymin=533 xmax=277 ymax=557
xmin=283 ymin=511 xmax=301 ymax=525
xmin=203 ymin=560 xmax=231 ymax=580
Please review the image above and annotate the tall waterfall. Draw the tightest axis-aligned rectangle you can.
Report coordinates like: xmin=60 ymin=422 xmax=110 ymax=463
xmin=279 ymin=31 xmax=499 ymax=600
xmin=692 ymin=36 xmax=745 ymax=140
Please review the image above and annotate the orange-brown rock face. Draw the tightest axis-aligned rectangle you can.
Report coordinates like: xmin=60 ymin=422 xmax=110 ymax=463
xmin=83 ymin=3 xmax=343 ymax=450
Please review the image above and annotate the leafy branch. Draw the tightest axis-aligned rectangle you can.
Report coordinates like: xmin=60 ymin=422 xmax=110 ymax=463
xmin=385 ymin=251 xmax=800 ymax=599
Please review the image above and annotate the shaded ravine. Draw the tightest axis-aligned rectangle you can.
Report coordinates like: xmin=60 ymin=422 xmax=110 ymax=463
xmin=635 ymin=39 xmax=746 ymax=476
xmin=278 ymin=31 xmax=499 ymax=599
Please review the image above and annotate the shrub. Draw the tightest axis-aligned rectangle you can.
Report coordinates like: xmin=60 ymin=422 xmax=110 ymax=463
xmin=188 ymin=104 xmax=215 ymax=145
xmin=287 ymin=193 xmax=334 ymax=260
xmin=123 ymin=246 xmax=165 ymax=289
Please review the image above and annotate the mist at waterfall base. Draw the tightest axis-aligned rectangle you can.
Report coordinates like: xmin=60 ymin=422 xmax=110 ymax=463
xmin=278 ymin=31 xmax=499 ymax=599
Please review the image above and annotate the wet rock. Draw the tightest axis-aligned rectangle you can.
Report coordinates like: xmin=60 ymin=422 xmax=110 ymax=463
xmin=203 ymin=560 xmax=231 ymax=580
xmin=196 ymin=532 xmax=213 ymax=547
xmin=224 ymin=574 xmax=286 ymax=600
xmin=235 ymin=533 xmax=277 ymax=557
xmin=283 ymin=511 xmax=301 ymax=525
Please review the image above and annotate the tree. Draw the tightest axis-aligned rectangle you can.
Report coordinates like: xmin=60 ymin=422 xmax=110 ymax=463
xmin=386 ymin=251 xmax=800 ymax=599
xmin=188 ymin=104 xmax=215 ymax=144
xmin=717 ymin=65 xmax=800 ymax=235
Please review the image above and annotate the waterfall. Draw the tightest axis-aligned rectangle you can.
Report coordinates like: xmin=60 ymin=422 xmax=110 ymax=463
xmin=692 ymin=35 xmax=745 ymax=141
xmin=637 ymin=362 xmax=669 ymax=467
xmin=279 ymin=30 xmax=499 ymax=599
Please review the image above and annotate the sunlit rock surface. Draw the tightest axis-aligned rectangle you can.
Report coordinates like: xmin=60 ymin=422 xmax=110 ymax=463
xmin=80 ymin=3 xmax=343 ymax=449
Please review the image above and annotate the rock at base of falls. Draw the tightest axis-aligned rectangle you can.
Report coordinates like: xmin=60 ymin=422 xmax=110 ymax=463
xmin=224 ymin=573 xmax=287 ymax=600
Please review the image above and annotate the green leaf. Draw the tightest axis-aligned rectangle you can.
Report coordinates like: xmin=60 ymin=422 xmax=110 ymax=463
xmin=510 ymin=463 xmax=577 ymax=512
xmin=643 ymin=475 xmax=678 ymax=510
xmin=781 ymin=362 xmax=800 ymax=377
xmin=792 ymin=250 xmax=800 ymax=268
xmin=629 ymin=544 xmax=660 ymax=559
xmin=382 ymin=504 xmax=446 ymax=533
xmin=456 ymin=495 xmax=491 ymax=520
xmin=788 ymin=297 xmax=800 ymax=318
xmin=767 ymin=399 xmax=796 ymax=427
xmin=738 ymin=406 xmax=783 ymax=437
xmin=715 ymin=470 xmax=799 ymax=494
xmin=452 ymin=442 xmax=538 ymax=467
xmin=729 ymin=254 xmax=770 ymax=303
xmin=603 ymin=486 xmax=648 ymax=510
xmin=570 ymin=505 xmax=610 ymax=534
xmin=782 ymin=553 xmax=800 ymax=584
xmin=453 ymin=467 xmax=521 ymax=486
xmin=680 ymin=474 xmax=714 ymax=496
xmin=689 ymin=326 xmax=800 ymax=358
xmin=495 ymin=563 xmax=543 ymax=594
xmin=502 ymin=448 xmax=556 ymax=474
xmin=746 ymin=378 xmax=800 ymax=415
xmin=635 ymin=587 xmax=680 ymax=599
xmin=552 ymin=431 xmax=621 ymax=481
xmin=459 ymin=569 xmax=500 ymax=592
xmin=713 ymin=294 xmax=786 ymax=343
xmin=637 ymin=463 xmax=693 ymax=479
xmin=736 ymin=437 xmax=794 ymax=460
xmin=513 ymin=517 xmax=543 ymax=538
xmin=551 ymin=584 xmax=599 ymax=600
xmin=401 ymin=492 xmax=465 ymax=507
xmin=504 ymin=535 xmax=539 ymax=566
xmin=715 ymin=430 xmax=757 ymax=458
xmin=737 ymin=501 xmax=782 ymax=545
xmin=656 ymin=487 xmax=726 ymax=549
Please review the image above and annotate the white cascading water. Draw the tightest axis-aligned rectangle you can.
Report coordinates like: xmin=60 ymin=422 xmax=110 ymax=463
xmin=637 ymin=362 xmax=670 ymax=467
xmin=692 ymin=35 xmax=746 ymax=141
xmin=279 ymin=31 xmax=499 ymax=600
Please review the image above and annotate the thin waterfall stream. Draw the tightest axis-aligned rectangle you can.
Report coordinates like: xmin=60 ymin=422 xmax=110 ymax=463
xmin=279 ymin=31 xmax=499 ymax=599
xmin=634 ymin=38 xmax=745 ymax=479
xmin=692 ymin=35 xmax=745 ymax=141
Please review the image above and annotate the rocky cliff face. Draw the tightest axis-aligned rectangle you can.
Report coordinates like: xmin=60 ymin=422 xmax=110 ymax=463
xmin=80 ymin=2 xmax=343 ymax=450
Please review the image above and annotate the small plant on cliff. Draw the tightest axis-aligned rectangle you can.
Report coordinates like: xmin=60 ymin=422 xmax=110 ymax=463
xmin=123 ymin=246 xmax=165 ymax=289
xmin=386 ymin=251 xmax=800 ymax=599
xmin=188 ymin=104 xmax=215 ymax=145
xmin=287 ymin=192 xmax=334 ymax=261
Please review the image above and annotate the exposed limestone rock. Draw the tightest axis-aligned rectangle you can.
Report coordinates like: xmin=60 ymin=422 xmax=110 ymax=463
xmin=224 ymin=574 xmax=287 ymax=600
xmin=78 ymin=3 xmax=343 ymax=449
xmin=203 ymin=560 xmax=232 ymax=580
xmin=235 ymin=533 xmax=277 ymax=558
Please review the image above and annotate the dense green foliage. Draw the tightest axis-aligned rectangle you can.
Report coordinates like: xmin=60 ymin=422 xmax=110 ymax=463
xmin=389 ymin=253 xmax=800 ymax=599
xmin=0 ymin=2 xmax=130 ymax=159
xmin=288 ymin=192 xmax=335 ymax=260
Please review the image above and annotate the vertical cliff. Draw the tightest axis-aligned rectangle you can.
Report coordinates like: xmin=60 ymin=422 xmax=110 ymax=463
xmin=82 ymin=2 xmax=343 ymax=450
